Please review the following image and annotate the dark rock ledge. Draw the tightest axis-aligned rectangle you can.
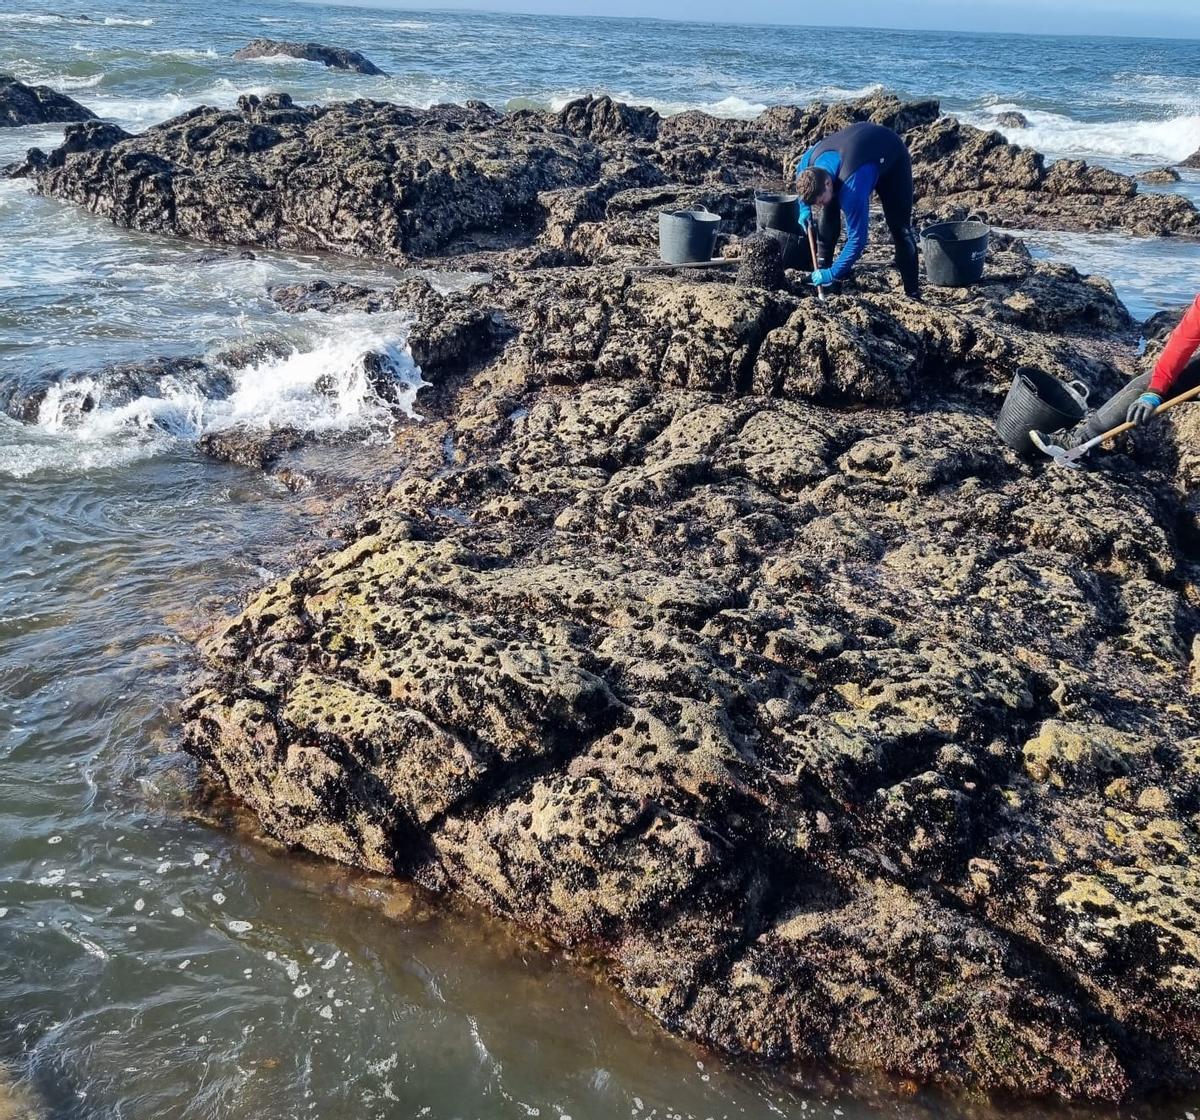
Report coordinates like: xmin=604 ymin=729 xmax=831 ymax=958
xmin=8 ymin=93 xmax=1200 ymax=258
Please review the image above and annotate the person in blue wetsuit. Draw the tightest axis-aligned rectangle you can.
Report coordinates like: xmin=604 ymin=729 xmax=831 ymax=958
xmin=795 ymin=121 xmax=921 ymax=299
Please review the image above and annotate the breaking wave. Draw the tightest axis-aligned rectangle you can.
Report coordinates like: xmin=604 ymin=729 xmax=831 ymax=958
xmin=970 ymin=103 xmax=1200 ymax=164
xmin=0 ymin=313 xmax=426 ymax=479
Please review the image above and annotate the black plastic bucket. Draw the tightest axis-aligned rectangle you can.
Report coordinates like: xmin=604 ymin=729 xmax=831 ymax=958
xmin=995 ymin=368 xmax=1089 ymax=455
xmin=921 ymin=220 xmax=990 ymax=287
xmin=755 ymin=191 xmax=799 ymax=233
xmin=658 ymin=209 xmax=721 ymax=265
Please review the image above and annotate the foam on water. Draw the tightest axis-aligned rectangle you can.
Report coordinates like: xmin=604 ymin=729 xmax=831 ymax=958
xmin=968 ymin=104 xmax=1200 ymax=164
xmin=1 ymin=312 xmax=425 ymax=479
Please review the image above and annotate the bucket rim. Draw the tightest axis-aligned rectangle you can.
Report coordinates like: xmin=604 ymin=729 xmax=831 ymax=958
xmin=660 ymin=208 xmax=721 ymax=223
xmin=1014 ymin=367 xmax=1089 ymax=418
xmin=920 ymin=219 xmax=991 ymax=242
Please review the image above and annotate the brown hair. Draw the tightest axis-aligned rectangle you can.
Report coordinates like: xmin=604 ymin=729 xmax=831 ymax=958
xmin=796 ymin=166 xmax=831 ymax=205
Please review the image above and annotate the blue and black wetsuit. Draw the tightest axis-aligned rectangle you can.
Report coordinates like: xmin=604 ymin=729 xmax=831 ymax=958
xmin=796 ymin=121 xmax=920 ymax=296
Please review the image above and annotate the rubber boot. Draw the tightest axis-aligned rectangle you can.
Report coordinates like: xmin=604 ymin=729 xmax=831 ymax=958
xmin=1030 ymin=420 xmax=1091 ymax=452
xmin=895 ymin=226 xmax=921 ymax=299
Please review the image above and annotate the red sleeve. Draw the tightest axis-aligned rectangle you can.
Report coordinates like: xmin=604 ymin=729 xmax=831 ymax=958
xmin=1149 ymin=293 xmax=1200 ymax=396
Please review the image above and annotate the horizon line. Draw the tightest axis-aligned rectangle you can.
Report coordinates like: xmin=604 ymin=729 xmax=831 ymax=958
xmin=294 ymin=0 xmax=1200 ymax=43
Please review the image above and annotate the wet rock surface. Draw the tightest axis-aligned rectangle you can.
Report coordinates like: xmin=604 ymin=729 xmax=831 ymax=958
xmin=995 ymin=110 xmax=1028 ymax=129
xmin=19 ymin=93 xmax=1200 ymax=265
xmin=0 ymin=73 xmax=96 ymax=128
xmin=1136 ymin=167 xmax=1182 ymax=185
xmin=183 ymin=232 xmax=1200 ymax=1104
xmin=231 ymin=39 xmax=387 ymax=75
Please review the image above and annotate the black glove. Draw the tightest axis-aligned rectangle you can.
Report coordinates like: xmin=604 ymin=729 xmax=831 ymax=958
xmin=1126 ymin=392 xmax=1162 ymax=427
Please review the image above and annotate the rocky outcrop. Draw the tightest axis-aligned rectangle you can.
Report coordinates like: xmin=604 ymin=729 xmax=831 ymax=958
xmin=995 ymin=110 xmax=1028 ymax=128
xmin=231 ymin=39 xmax=387 ymax=76
xmin=183 ymin=235 xmax=1200 ymax=1104
xmin=0 ymin=73 xmax=96 ymax=128
xmin=18 ymin=96 xmax=601 ymax=262
xmin=1137 ymin=167 xmax=1182 ymax=184
xmin=1182 ymin=147 xmax=1200 ymax=170
xmin=17 ymin=93 xmax=1200 ymax=266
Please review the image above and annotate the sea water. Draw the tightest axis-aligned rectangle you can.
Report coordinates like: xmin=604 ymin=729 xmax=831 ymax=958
xmin=1 ymin=1 xmax=1198 ymax=1116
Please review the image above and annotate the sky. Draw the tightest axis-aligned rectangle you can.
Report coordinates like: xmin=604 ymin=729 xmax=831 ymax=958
xmin=338 ymin=0 xmax=1200 ymax=38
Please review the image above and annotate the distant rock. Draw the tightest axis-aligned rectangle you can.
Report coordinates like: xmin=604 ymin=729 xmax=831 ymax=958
xmin=995 ymin=110 xmax=1029 ymax=129
xmin=1182 ymin=147 xmax=1200 ymax=170
xmin=1136 ymin=167 xmax=1181 ymax=184
xmin=0 ymin=73 xmax=96 ymax=128
xmin=231 ymin=38 xmax=387 ymax=76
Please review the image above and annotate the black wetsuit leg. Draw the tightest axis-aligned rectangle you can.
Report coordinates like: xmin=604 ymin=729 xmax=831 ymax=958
xmin=876 ymin=147 xmax=920 ymax=297
xmin=815 ymin=201 xmax=840 ymax=271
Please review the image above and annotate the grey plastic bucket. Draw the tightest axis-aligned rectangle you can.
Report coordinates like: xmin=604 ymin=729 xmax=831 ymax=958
xmin=995 ymin=367 xmax=1089 ymax=455
xmin=658 ymin=209 xmax=720 ymax=265
xmin=921 ymin=220 xmax=990 ymax=287
xmin=755 ymin=191 xmax=799 ymax=233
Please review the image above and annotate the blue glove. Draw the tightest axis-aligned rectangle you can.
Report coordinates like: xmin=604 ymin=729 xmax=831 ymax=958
xmin=809 ymin=268 xmax=833 ymax=288
xmin=1126 ymin=391 xmax=1162 ymax=427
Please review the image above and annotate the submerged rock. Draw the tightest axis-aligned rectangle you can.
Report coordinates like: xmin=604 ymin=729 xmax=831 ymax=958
xmin=198 ymin=425 xmax=306 ymax=469
xmin=0 ymin=73 xmax=96 ymax=128
xmin=0 ymin=356 xmax=223 ymax=426
xmin=231 ymin=38 xmax=387 ymax=76
xmin=183 ymin=241 xmax=1200 ymax=1103
xmin=995 ymin=110 xmax=1029 ymax=128
xmin=1137 ymin=166 xmax=1182 ymax=185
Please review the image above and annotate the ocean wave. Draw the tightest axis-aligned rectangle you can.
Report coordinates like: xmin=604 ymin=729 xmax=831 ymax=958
xmin=3 ymin=312 xmax=425 ymax=478
xmin=970 ymin=103 xmax=1200 ymax=164
xmin=0 ymin=12 xmax=70 ymax=24
xmin=91 ymin=79 xmax=275 ymax=129
xmin=538 ymin=89 xmax=767 ymax=118
xmin=379 ymin=20 xmax=432 ymax=31
xmin=240 ymin=54 xmax=326 ymax=68
xmin=149 ymin=48 xmax=219 ymax=60
xmin=53 ymin=72 xmax=107 ymax=90
xmin=0 ymin=11 xmax=152 ymax=27
xmin=1110 ymin=71 xmax=1200 ymax=114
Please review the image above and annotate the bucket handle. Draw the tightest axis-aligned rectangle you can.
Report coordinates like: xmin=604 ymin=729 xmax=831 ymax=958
xmin=1067 ymin=379 xmax=1090 ymax=405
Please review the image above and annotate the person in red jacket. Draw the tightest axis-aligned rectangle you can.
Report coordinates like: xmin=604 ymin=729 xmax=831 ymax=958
xmin=1034 ymin=293 xmax=1200 ymax=450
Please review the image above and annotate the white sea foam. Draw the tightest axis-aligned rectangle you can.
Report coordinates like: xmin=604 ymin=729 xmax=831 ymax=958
xmin=52 ymin=72 xmax=107 ymax=90
xmin=540 ymin=89 xmax=768 ymax=119
xmin=241 ymin=54 xmax=325 ymax=68
xmin=91 ymin=79 xmax=275 ymax=130
xmin=970 ymin=103 xmax=1200 ymax=164
xmin=0 ymin=313 xmax=426 ymax=479
xmin=102 ymin=16 xmax=154 ymax=27
xmin=149 ymin=48 xmax=219 ymax=60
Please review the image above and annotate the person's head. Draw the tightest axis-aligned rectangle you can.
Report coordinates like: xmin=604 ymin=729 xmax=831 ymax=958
xmin=796 ymin=166 xmax=834 ymax=207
